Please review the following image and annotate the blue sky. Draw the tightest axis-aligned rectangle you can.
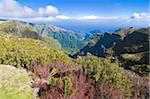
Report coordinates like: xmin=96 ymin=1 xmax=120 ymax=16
xmin=17 ymin=0 xmax=148 ymax=17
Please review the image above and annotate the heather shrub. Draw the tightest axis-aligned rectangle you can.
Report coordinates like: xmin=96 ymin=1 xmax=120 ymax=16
xmin=38 ymin=76 xmax=72 ymax=99
xmin=37 ymin=70 xmax=95 ymax=99
xmin=70 ymin=73 xmax=95 ymax=99
xmin=31 ymin=60 xmax=81 ymax=98
xmin=126 ymin=71 xmax=150 ymax=99
xmin=95 ymin=81 xmax=127 ymax=99
xmin=76 ymin=54 xmax=132 ymax=96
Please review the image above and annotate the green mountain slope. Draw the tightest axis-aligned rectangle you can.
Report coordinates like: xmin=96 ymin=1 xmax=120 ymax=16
xmin=0 ymin=21 xmax=61 ymax=50
xmin=33 ymin=24 xmax=87 ymax=53
xmin=72 ymin=27 xmax=149 ymax=76
xmin=0 ymin=21 xmax=41 ymax=39
xmin=114 ymin=28 xmax=150 ymax=76
xmin=0 ymin=20 xmax=87 ymax=53
xmin=72 ymin=32 xmax=121 ymax=58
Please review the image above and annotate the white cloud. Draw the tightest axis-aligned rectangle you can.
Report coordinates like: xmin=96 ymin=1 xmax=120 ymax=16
xmin=0 ymin=0 xmax=59 ymax=18
xmin=24 ymin=15 xmax=121 ymax=22
xmin=0 ymin=0 xmax=37 ymax=18
xmin=38 ymin=5 xmax=59 ymax=16
xmin=76 ymin=15 xmax=120 ymax=20
xmin=28 ymin=15 xmax=70 ymax=22
xmin=27 ymin=16 xmax=56 ymax=22
xmin=32 ymin=17 xmax=56 ymax=20
xmin=77 ymin=15 xmax=100 ymax=20
xmin=131 ymin=12 xmax=150 ymax=19
xmin=1 ymin=0 xmax=148 ymax=22
xmin=98 ymin=16 xmax=120 ymax=20
xmin=56 ymin=15 xmax=70 ymax=20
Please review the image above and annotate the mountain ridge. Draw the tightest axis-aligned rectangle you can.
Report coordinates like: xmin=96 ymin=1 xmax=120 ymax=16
xmin=0 ymin=19 xmax=88 ymax=53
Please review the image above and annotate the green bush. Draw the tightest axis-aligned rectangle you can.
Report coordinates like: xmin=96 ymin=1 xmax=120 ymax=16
xmin=42 ymin=36 xmax=61 ymax=49
xmin=130 ymin=64 xmax=150 ymax=76
xmin=49 ymin=77 xmax=60 ymax=86
xmin=62 ymin=76 xmax=72 ymax=97
xmin=49 ymin=76 xmax=72 ymax=97
xmin=0 ymin=32 xmax=72 ymax=68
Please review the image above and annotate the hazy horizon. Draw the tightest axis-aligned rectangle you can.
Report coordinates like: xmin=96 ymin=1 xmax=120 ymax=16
xmin=0 ymin=0 xmax=149 ymax=33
